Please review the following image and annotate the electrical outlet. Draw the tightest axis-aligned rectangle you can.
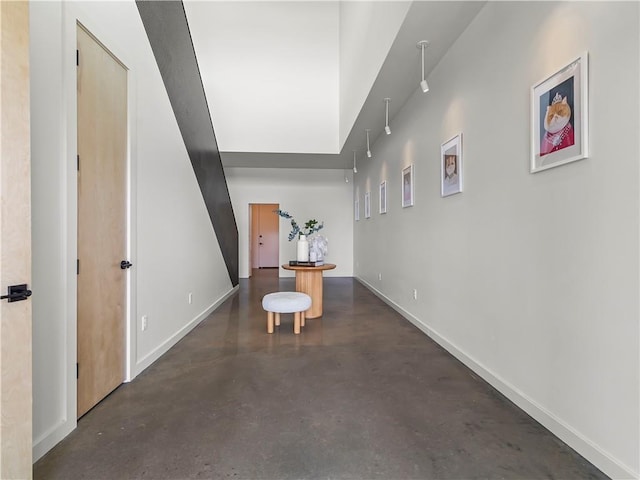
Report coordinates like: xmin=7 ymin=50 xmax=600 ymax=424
xmin=188 ymin=292 xmax=193 ymax=304
xmin=141 ymin=315 xmax=148 ymax=331
xmin=413 ymin=289 xmax=417 ymax=300
xmin=378 ymin=273 xmax=382 ymax=281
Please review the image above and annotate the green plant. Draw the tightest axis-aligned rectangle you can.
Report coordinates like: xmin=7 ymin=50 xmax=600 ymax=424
xmin=274 ymin=209 xmax=324 ymax=241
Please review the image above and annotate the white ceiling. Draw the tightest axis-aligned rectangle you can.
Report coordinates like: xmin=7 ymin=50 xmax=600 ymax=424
xmin=184 ymin=1 xmax=486 ymax=169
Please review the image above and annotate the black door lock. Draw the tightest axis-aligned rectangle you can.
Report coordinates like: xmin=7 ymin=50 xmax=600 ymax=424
xmin=120 ymin=260 xmax=133 ymax=269
xmin=1 ymin=284 xmax=32 ymax=302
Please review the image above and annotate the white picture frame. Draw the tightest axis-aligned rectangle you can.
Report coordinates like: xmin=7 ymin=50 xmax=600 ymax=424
xmin=531 ymin=52 xmax=589 ymax=173
xmin=364 ymin=192 xmax=371 ymax=219
xmin=441 ymin=133 xmax=463 ymax=197
xmin=402 ymin=165 xmax=414 ymax=208
xmin=379 ymin=181 xmax=387 ymax=214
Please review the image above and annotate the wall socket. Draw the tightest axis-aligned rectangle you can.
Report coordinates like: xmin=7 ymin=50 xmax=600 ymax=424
xmin=141 ymin=315 xmax=148 ymax=331
xmin=413 ymin=289 xmax=418 ymax=300
xmin=378 ymin=273 xmax=382 ymax=281
xmin=188 ymin=292 xmax=193 ymax=304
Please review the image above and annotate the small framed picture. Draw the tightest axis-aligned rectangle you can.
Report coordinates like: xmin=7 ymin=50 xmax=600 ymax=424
xmin=379 ymin=181 xmax=387 ymax=214
xmin=364 ymin=192 xmax=371 ymax=219
xmin=401 ymin=165 xmax=414 ymax=208
xmin=441 ymin=133 xmax=463 ymax=197
xmin=355 ymin=198 xmax=360 ymax=221
xmin=531 ymin=52 xmax=588 ymax=173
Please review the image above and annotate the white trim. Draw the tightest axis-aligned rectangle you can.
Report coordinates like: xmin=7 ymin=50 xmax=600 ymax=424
xmin=32 ymin=417 xmax=76 ymax=464
xmin=61 ymin=1 xmax=79 ymax=461
xmin=133 ymin=286 xmax=239 ymax=377
xmin=356 ymin=276 xmax=638 ymax=480
xmin=125 ymin=43 xmax=138 ymax=384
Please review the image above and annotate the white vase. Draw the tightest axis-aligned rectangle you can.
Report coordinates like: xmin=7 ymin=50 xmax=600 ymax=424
xmin=297 ymin=235 xmax=309 ymax=262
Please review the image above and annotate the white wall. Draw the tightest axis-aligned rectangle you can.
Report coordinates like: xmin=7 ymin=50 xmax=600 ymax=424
xmin=185 ymin=1 xmax=412 ymax=154
xmin=338 ymin=1 xmax=410 ymax=148
xmin=30 ymin=0 xmax=234 ymax=461
xmin=185 ymin=1 xmax=340 ymax=154
xmin=354 ymin=2 xmax=639 ymax=478
xmin=226 ymin=167 xmax=353 ymax=279
xmin=30 ymin=0 xmax=70 ymax=460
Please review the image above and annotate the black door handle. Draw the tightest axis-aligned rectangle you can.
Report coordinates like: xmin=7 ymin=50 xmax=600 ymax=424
xmin=1 ymin=284 xmax=32 ymax=302
xmin=120 ymin=260 xmax=133 ymax=269
xmin=259 ymin=243 xmax=263 ymax=245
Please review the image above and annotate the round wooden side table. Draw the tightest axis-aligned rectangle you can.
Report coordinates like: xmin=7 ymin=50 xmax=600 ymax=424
xmin=281 ymin=263 xmax=336 ymax=318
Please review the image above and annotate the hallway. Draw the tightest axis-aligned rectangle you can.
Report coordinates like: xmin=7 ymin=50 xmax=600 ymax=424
xmin=34 ymin=272 xmax=606 ymax=479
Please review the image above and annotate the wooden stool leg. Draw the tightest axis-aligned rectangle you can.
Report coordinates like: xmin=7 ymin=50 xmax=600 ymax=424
xmin=294 ymin=312 xmax=301 ymax=334
xmin=267 ymin=311 xmax=274 ymax=334
xmin=301 ymin=310 xmax=306 ymax=327
xmin=275 ymin=313 xmax=281 ymax=327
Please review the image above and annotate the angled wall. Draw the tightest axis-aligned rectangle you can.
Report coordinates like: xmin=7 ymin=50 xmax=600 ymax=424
xmin=338 ymin=1 xmax=410 ymax=148
xmin=184 ymin=1 xmax=340 ymax=154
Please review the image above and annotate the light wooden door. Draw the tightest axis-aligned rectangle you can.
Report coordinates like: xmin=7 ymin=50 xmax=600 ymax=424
xmin=258 ymin=204 xmax=279 ymax=268
xmin=251 ymin=204 xmax=279 ymax=268
xmin=77 ymin=25 xmax=128 ymax=418
xmin=250 ymin=205 xmax=259 ymax=270
xmin=0 ymin=2 xmax=33 ymax=477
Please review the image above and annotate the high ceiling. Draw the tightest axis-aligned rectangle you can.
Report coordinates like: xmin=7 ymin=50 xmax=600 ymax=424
xmin=184 ymin=1 xmax=486 ymax=169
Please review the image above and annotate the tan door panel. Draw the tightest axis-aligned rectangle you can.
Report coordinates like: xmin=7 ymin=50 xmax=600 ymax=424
xmin=77 ymin=25 xmax=127 ymax=418
xmin=0 ymin=2 xmax=33 ymax=476
xmin=258 ymin=204 xmax=279 ymax=268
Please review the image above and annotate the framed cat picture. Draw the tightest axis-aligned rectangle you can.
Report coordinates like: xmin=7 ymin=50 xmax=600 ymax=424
xmin=379 ymin=181 xmax=387 ymax=214
xmin=402 ymin=165 xmax=414 ymax=208
xmin=364 ymin=192 xmax=371 ymax=219
xmin=441 ymin=133 xmax=463 ymax=197
xmin=531 ymin=52 xmax=588 ymax=173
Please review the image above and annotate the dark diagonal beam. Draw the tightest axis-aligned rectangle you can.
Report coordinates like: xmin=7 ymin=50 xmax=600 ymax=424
xmin=136 ymin=0 xmax=238 ymax=286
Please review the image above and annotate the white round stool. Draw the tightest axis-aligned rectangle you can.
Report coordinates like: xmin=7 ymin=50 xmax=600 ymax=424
xmin=261 ymin=292 xmax=312 ymax=334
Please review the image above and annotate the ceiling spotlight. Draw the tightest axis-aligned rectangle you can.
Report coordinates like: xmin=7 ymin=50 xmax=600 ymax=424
xmin=353 ymin=150 xmax=358 ymax=174
xmin=384 ymin=98 xmax=391 ymax=135
xmin=366 ymin=129 xmax=372 ymax=158
xmin=417 ymin=40 xmax=430 ymax=93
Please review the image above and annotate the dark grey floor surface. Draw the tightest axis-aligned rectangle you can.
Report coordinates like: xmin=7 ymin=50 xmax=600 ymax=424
xmin=34 ymin=270 xmax=607 ymax=480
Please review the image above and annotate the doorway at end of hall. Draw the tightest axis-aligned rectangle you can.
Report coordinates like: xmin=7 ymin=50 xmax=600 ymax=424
xmin=249 ymin=204 xmax=280 ymax=276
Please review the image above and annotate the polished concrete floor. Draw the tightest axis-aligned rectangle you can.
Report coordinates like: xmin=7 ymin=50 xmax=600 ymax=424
xmin=35 ymin=270 xmax=607 ymax=479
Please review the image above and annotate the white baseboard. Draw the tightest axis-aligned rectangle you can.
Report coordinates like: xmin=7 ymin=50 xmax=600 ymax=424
xmin=33 ymin=418 xmax=76 ymax=463
xmin=356 ymin=276 xmax=638 ymax=480
xmin=33 ymin=285 xmax=239 ymax=464
xmin=134 ymin=285 xmax=239 ymax=376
